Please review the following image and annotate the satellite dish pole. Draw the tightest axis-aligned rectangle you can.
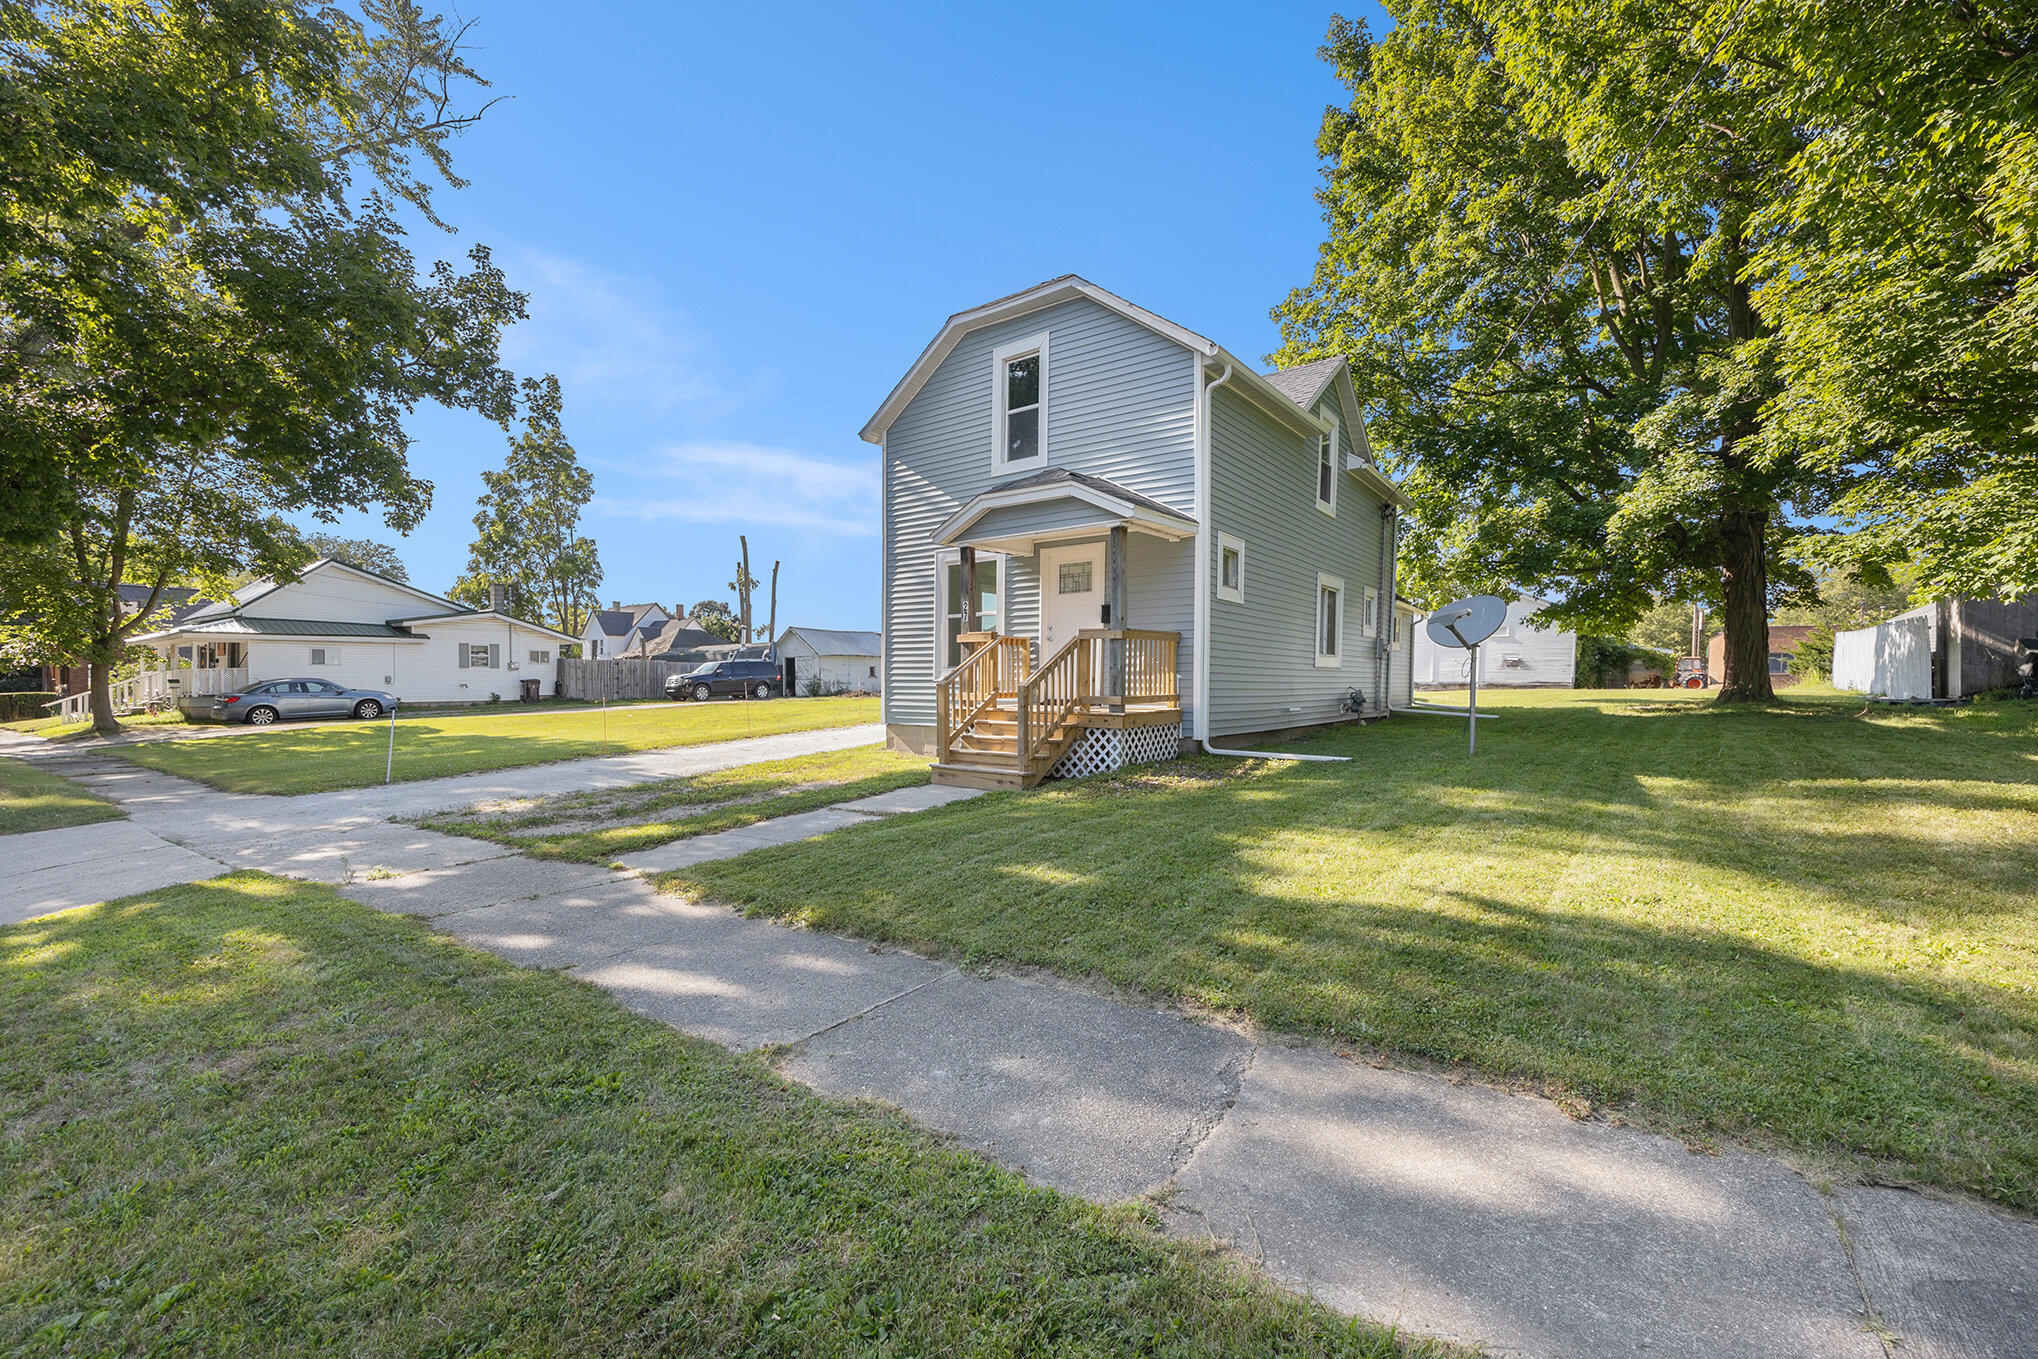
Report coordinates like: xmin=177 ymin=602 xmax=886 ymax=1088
xmin=1424 ymin=595 xmax=1506 ymax=755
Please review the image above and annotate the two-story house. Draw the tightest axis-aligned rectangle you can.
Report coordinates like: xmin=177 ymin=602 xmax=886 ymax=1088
xmin=863 ymin=276 xmax=1408 ymax=788
xmin=580 ymin=602 xmax=672 ymax=658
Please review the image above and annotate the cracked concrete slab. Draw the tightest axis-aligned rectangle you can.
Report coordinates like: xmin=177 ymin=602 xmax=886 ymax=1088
xmin=340 ymin=854 xmax=621 ymax=916
xmin=0 ymin=822 xmax=223 ymax=925
xmin=833 ymin=784 xmax=987 ymax=814
xmin=433 ymin=883 xmax=714 ymax=969
xmin=165 ymin=822 xmax=515 ymax=883
xmin=784 ymin=971 xmax=1254 ymax=1201
xmin=574 ymin=919 xmax=946 ymax=1051
xmin=1836 ymin=1185 xmax=2038 ymax=1359
xmin=1165 ymin=1042 xmax=1884 ymax=1359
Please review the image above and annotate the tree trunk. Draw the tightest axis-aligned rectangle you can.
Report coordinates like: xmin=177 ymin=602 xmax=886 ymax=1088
xmin=1714 ymin=506 xmax=1775 ymax=702
xmin=87 ymin=637 xmax=118 ymax=735
xmin=738 ymin=535 xmax=753 ymax=644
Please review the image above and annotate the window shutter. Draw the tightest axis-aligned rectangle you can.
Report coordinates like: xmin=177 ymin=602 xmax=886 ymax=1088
xmin=489 ymin=643 xmax=500 ymax=669
xmin=458 ymin=644 xmax=469 ymax=670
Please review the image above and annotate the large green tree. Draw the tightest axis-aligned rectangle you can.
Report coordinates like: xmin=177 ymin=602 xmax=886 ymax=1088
xmin=1279 ymin=1 xmax=2036 ymax=700
xmin=0 ymin=0 xmax=524 ymax=731
xmin=297 ymin=533 xmax=408 ymax=581
xmin=458 ymin=375 xmax=602 ymax=636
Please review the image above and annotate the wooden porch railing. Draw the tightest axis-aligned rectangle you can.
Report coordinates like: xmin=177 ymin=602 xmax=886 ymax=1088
xmin=1012 ymin=629 xmax=1179 ymax=768
xmin=935 ymin=632 xmax=1030 ymax=764
xmin=1080 ymin=628 xmax=1180 ymax=707
xmin=1014 ymin=634 xmax=1093 ymax=769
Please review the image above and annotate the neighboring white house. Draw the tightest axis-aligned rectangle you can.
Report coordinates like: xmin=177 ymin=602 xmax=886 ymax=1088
xmin=774 ymin=627 xmax=883 ymax=694
xmin=131 ymin=558 xmax=578 ymax=707
xmin=1412 ymin=596 xmax=1576 ymax=688
xmin=580 ymin=602 xmax=671 ymax=658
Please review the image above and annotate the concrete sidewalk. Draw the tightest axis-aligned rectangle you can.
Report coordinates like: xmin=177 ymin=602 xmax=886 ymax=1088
xmin=4 ymin=732 xmax=2032 ymax=1359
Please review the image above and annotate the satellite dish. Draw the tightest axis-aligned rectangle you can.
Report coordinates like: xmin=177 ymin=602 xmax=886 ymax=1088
xmin=1424 ymin=595 xmax=1507 ymax=650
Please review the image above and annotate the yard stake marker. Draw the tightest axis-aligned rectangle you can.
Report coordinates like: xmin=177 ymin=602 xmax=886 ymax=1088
xmin=386 ymin=699 xmax=399 ymax=783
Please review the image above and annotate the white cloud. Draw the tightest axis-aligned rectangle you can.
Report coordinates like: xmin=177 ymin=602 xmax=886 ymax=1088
xmin=595 ymin=441 xmax=878 ymax=536
xmin=496 ymin=245 xmax=755 ymax=424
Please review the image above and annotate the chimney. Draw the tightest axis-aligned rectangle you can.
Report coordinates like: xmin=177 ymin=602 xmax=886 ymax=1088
xmin=488 ymin=583 xmax=506 ymax=612
xmin=610 ymin=599 xmax=619 ymax=610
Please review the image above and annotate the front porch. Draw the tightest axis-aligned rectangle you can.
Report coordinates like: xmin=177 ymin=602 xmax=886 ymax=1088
xmin=923 ymin=467 xmax=1194 ymax=789
xmin=932 ymin=628 xmax=1181 ymax=789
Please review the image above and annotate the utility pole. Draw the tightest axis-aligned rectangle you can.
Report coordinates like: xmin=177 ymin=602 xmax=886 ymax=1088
xmin=766 ymin=559 xmax=780 ymax=655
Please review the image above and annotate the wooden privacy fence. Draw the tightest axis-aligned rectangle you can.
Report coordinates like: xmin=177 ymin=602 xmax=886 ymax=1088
xmin=557 ymin=657 xmax=699 ymax=702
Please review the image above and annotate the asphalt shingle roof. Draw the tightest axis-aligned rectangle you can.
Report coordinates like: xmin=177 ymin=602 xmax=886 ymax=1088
xmin=984 ymin=467 xmax=1195 ymax=525
xmin=1261 ymin=356 xmax=1345 ymax=411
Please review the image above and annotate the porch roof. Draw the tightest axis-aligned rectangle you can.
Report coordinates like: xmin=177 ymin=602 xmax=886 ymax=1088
xmin=931 ymin=468 xmax=1197 ymax=555
xmin=132 ymin=617 xmax=430 ymax=643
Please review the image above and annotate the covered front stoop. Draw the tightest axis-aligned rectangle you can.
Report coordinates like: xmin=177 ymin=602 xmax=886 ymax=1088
xmin=931 ymin=630 xmax=1182 ymax=790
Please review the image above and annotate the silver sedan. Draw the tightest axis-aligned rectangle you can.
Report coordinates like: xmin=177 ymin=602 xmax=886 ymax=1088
xmin=214 ymin=679 xmax=399 ymax=725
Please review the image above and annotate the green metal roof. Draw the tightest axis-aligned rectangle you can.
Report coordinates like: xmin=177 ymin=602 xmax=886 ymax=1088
xmin=169 ymin=617 xmax=424 ymax=639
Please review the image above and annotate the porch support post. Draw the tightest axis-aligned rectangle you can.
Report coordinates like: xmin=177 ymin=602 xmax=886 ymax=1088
xmin=959 ymin=546 xmax=977 ymax=631
xmin=1106 ymin=526 xmax=1127 ymax=711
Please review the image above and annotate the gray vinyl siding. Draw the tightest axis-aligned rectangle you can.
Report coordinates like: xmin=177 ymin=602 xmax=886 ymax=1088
xmin=966 ymin=498 xmax=1121 ymax=543
xmin=1207 ymin=386 xmax=1392 ymax=738
xmin=882 ymin=296 xmax=1196 ymax=727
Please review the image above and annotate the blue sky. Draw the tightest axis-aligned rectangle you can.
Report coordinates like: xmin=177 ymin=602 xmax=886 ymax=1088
xmin=318 ymin=0 xmax=1390 ymax=630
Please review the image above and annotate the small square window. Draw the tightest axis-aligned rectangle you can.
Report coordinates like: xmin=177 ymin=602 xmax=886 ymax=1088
xmin=309 ymin=647 xmax=338 ymax=666
xmin=1058 ymin=561 xmax=1093 ymax=594
xmin=1216 ymin=532 xmax=1245 ymax=604
xmin=529 ymin=649 xmax=550 ymax=663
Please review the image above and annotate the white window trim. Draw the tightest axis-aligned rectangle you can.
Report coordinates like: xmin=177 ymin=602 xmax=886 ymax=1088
xmin=1316 ymin=408 xmax=1339 ymax=517
xmin=1216 ymin=531 xmax=1245 ymax=604
xmin=933 ymin=547 xmax=1008 ymax=665
xmin=990 ymin=332 xmax=1050 ymax=471
xmin=1362 ymin=585 xmax=1380 ymax=639
xmin=1316 ymin=572 xmax=1345 ymax=668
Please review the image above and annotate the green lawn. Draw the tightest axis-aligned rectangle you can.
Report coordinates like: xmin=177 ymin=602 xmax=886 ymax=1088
xmin=666 ymin=687 xmax=2038 ymax=1209
xmin=0 ymin=874 xmax=1431 ymax=1357
xmin=421 ymin=746 xmax=929 ymax=862
xmin=0 ymin=756 xmax=122 ymax=835
xmin=111 ymin=696 xmax=881 ymax=795
xmin=1 ymin=709 xmax=190 ymax=739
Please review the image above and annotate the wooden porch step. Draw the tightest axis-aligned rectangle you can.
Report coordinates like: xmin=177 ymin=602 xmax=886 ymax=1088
xmin=929 ymin=762 xmax=1034 ymax=791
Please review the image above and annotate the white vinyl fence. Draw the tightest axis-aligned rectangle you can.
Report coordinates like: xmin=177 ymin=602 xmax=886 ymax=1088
xmin=1832 ymin=604 xmax=1936 ymax=700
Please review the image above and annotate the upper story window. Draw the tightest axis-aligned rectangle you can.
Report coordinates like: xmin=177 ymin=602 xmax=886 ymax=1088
xmin=1316 ymin=407 xmax=1339 ymax=516
xmin=992 ymin=334 xmax=1048 ymax=468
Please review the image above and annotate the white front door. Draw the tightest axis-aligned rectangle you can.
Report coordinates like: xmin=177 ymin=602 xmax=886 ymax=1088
xmin=1039 ymin=541 xmax=1105 ymax=655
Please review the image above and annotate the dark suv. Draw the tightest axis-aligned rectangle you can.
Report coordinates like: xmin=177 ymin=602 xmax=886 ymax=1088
xmin=666 ymin=658 xmax=783 ymax=702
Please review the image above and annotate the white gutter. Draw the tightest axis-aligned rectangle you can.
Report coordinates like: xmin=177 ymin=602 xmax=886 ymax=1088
xmin=1194 ymin=358 xmax=1351 ymax=765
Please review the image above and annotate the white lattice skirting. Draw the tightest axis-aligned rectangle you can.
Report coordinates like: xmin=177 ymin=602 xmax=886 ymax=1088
xmin=1048 ymin=722 xmax=1185 ymax=781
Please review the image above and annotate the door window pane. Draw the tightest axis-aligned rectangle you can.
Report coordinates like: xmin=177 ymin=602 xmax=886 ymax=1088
xmin=1058 ymin=561 xmax=1092 ymax=594
xmin=943 ymin=558 xmax=1000 ymax=668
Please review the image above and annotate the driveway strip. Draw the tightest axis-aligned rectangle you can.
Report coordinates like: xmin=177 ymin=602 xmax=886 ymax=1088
xmin=2 ymin=724 xmax=2032 ymax=1359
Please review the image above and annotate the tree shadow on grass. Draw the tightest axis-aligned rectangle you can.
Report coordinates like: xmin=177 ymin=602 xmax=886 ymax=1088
xmin=672 ymin=698 xmax=2038 ymax=1208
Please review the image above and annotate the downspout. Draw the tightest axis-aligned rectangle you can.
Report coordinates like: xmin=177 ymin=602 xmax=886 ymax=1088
xmin=1377 ymin=502 xmax=1396 ymax=715
xmin=1195 ymin=358 xmax=1350 ymax=764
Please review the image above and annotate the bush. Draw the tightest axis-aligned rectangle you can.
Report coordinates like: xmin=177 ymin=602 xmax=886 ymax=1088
xmin=0 ymin=691 xmax=58 ymax=721
xmin=1790 ymin=624 xmax=1836 ymax=679
xmin=1575 ymin=637 xmax=1675 ymax=688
